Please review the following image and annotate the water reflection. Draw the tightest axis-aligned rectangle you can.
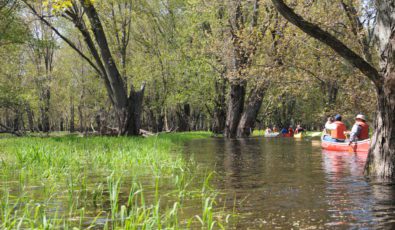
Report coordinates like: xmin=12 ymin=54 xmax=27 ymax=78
xmin=184 ymin=137 xmax=395 ymax=229
xmin=321 ymin=150 xmax=373 ymax=228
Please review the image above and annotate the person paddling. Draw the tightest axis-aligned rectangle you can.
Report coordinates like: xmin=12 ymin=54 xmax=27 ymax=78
xmin=323 ymin=114 xmax=346 ymax=142
xmin=295 ymin=124 xmax=304 ymax=134
xmin=288 ymin=126 xmax=294 ymax=137
xmin=349 ymin=114 xmax=369 ymax=143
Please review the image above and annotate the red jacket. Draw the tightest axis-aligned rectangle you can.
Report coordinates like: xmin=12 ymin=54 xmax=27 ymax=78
xmin=331 ymin=121 xmax=346 ymax=140
xmin=356 ymin=121 xmax=369 ymax=140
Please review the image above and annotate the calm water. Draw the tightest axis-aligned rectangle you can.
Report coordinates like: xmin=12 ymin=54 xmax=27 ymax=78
xmin=184 ymin=137 xmax=395 ymax=229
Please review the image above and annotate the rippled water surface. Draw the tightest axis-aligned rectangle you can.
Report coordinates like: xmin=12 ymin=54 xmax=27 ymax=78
xmin=184 ymin=137 xmax=395 ymax=229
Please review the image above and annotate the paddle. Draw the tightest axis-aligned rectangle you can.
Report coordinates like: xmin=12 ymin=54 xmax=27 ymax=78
xmin=348 ymin=141 xmax=357 ymax=153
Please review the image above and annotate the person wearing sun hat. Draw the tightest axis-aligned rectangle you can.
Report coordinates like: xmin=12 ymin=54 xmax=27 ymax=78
xmin=349 ymin=114 xmax=369 ymax=142
xmin=324 ymin=114 xmax=347 ymax=142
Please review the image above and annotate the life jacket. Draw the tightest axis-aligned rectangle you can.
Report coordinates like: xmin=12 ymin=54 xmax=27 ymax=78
xmin=331 ymin=121 xmax=346 ymax=140
xmin=356 ymin=121 xmax=369 ymax=140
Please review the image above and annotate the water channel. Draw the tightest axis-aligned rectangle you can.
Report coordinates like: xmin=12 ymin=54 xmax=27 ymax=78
xmin=184 ymin=137 xmax=395 ymax=229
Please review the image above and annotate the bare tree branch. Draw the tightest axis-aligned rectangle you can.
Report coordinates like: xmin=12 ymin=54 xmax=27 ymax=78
xmin=270 ymin=0 xmax=381 ymax=88
xmin=21 ymin=0 xmax=102 ymax=76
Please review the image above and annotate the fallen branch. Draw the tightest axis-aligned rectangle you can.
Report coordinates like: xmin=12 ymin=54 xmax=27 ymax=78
xmin=0 ymin=123 xmax=23 ymax=136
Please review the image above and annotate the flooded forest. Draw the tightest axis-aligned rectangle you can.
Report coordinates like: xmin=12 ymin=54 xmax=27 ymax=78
xmin=1 ymin=0 xmax=395 ymax=229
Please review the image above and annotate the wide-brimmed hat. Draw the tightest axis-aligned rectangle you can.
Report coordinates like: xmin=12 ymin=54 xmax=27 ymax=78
xmin=355 ymin=114 xmax=366 ymax=121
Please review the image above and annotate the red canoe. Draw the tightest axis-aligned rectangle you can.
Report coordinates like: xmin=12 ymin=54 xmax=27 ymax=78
xmin=282 ymin=133 xmax=293 ymax=137
xmin=321 ymin=135 xmax=370 ymax=153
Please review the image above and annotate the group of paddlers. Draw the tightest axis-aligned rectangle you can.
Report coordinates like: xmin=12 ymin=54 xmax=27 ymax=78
xmin=323 ymin=114 xmax=369 ymax=143
xmin=265 ymin=124 xmax=305 ymax=137
xmin=263 ymin=114 xmax=369 ymax=141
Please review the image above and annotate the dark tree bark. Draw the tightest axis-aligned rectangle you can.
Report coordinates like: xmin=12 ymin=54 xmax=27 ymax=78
xmin=225 ymin=82 xmax=246 ymax=138
xmin=78 ymin=104 xmax=84 ymax=133
xmin=13 ymin=108 xmax=20 ymax=132
xmin=223 ymin=0 xmax=270 ymax=138
xmin=147 ymin=109 xmax=156 ymax=132
xmin=60 ymin=117 xmax=64 ymax=131
xmin=25 ymin=102 xmax=34 ymax=132
xmin=156 ymin=113 xmax=164 ymax=132
xmin=82 ymin=1 xmax=145 ymax=135
xmin=109 ymin=1 xmax=132 ymax=89
xmin=212 ymin=76 xmax=227 ymax=134
xmin=23 ymin=0 xmax=145 ymax=136
xmin=0 ymin=123 xmax=22 ymax=136
xmin=271 ymin=0 xmax=395 ymax=178
xmin=364 ymin=1 xmax=395 ymax=178
xmin=40 ymin=87 xmax=50 ymax=132
xmin=224 ymin=1 xmax=255 ymax=138
xmin=237 ymin=84 xmax=268 ymax=137
xmin=176 ymin=104 xmax=191 ymax=132
xmin=69 ymin=95 xmax=75 ymax=132
xmin=123 ymin=85 xmax=145 ymax=135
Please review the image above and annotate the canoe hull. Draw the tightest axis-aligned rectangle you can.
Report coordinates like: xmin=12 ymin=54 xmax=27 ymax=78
xmin=294 ymin=133 xmax=303 ymax=138
xmin=282 ymin=133 xmax=293 ymax=137
xmin=264 ymin=132 xmax=280 ymax=138
xmin=321 ymin=136 xmax=370 ymax=153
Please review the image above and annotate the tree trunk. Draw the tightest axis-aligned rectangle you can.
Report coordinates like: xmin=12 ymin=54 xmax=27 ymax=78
xmin=82 ymin=1 xmax=144 ymax=136
xmin=121 ymin=86 xmax=145 ymax=135
xmin=212 ymin=76 xmax=227 ymax=134
xmin=13 ymin=108 xmax=21 ymax=132
xmin=78 ymin=104 xmax=84 ymax=133
xmin=25 ymin=102 xmax=34 ymax=132
xmin=176 ymin=104 xmax=191 ymax=132
xmin=147 ymin=109 xmax=156 ymax=132
xmin=224 ymin=82 xmax=246 ymax=138
xmin=40 ymin=87 xmax=50 ymax=132
xmin=24 ymin=1 xmax=145 ymax=136
xmin=364 ymin=1 xmax=395 ymax=177
xmin=365 ymin=86 xmax=395 ymax=177
xmin=70 ymin=95 xmax=75 ymax=132
xmin=60 ymin=117 xmax=64 ymax=131
xmin=156 ymin=113 xmax=164 ymax=132
xmin=237 ymin=85 xmax=267 ymax=137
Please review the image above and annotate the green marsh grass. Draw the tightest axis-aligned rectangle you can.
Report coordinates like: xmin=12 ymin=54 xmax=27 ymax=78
xmin=0 ymin=132 xmax=231 ymax=229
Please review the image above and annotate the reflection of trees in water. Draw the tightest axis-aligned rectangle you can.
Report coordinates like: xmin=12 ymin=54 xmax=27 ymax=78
xmin=322 ymin=151 xmax=367 ymax=179
xmin=187 ymin=139 xmax=395 ymax=228
xmin=220 ymin=138 xmax=266 ymax=228
xmin=222 ymin=138 xmax=264 ymax=190
xmin=322 ymin=151 xmax=377 ymax=228
xmin=322 ymin=150 xmax=395 ymax=228
xmin=370 ymin=180 xmax=395 ymax=229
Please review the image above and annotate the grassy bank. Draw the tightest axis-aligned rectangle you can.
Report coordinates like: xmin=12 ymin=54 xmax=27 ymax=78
xmin=0 ymin=132 xmax=230 ymax=229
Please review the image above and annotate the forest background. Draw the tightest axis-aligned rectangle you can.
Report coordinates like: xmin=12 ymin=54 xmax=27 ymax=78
xmin=0 ymin=0 xmax=377 ymax=137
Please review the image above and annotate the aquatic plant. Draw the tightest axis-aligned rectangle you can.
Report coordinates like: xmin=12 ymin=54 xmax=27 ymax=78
xmin=0 ymin=132 xmax=231 ymax=229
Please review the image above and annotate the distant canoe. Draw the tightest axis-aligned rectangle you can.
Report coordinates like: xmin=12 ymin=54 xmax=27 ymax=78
xmin=294 ymin=133 xmax=303 ymax=138
xmin=264 ymin=132 xmax=280 ymax=138
xmin=281 ymin=133 xmax=293 ymax=137
xmin=321 ymin=135 xmax=370 ymax=153
xmin=309 ymin=132 xmax=322 ymax=137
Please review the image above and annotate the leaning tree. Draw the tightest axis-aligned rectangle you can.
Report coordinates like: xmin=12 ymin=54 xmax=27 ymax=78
xmin=271 ymin=0 xmax=395 ymax=178
xmin=23 ymin=0 xmax=145 ymax=136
